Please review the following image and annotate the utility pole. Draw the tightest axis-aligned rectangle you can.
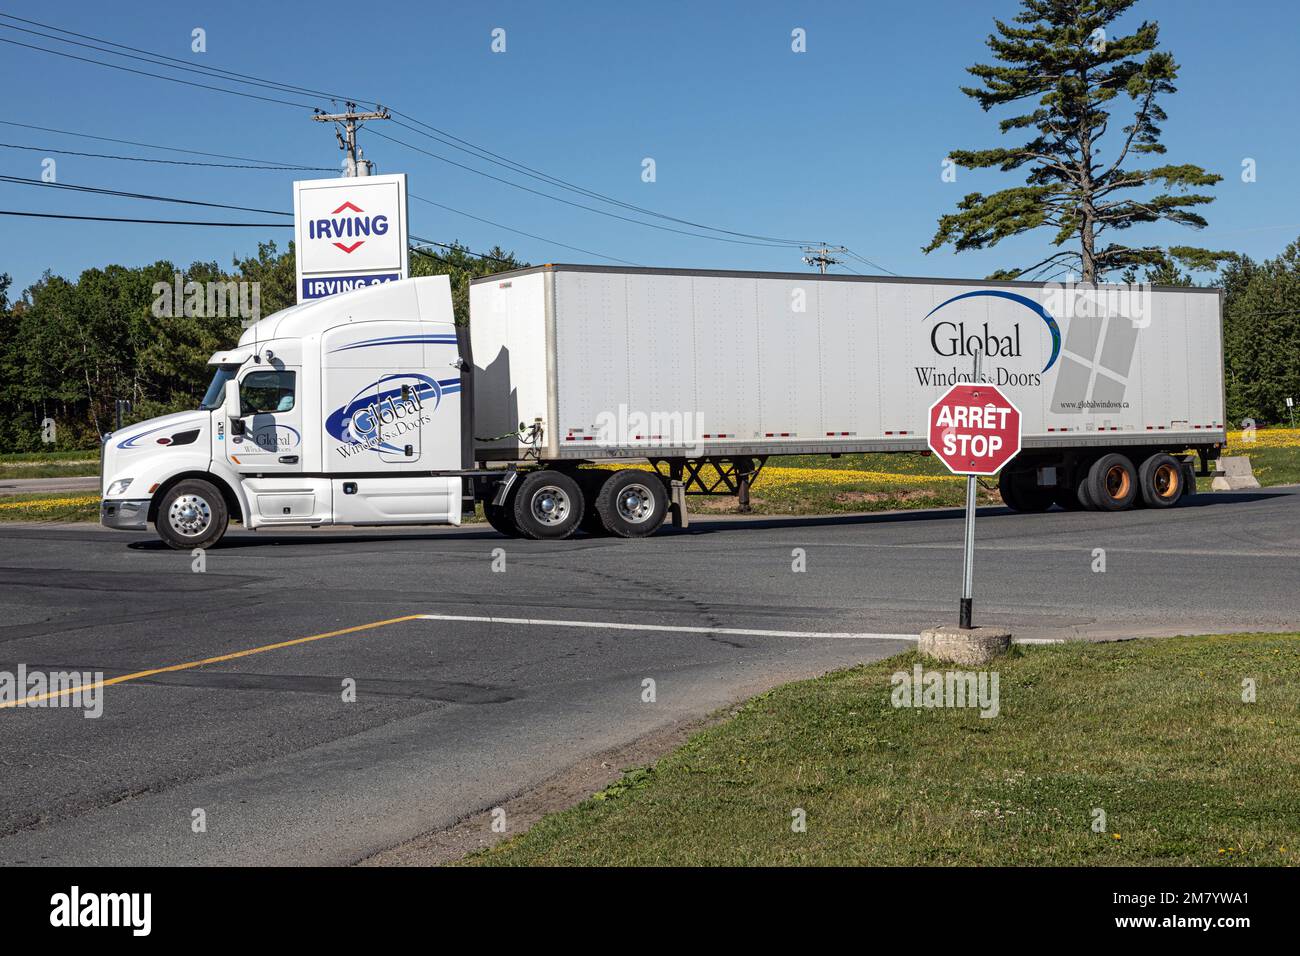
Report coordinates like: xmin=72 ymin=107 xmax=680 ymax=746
xmin=312 ymin=102 xmax=390 ymax=177
xmin=802 ymin=243 xmax=848 ymax=274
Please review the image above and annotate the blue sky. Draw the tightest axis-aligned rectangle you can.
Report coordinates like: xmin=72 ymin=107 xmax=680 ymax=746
xmin=1 ymin=0 xmax=1297 ymax=294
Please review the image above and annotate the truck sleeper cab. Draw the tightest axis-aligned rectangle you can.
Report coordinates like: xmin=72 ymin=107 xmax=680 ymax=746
xmin=100 ymin=276 xmax=470 ymax=549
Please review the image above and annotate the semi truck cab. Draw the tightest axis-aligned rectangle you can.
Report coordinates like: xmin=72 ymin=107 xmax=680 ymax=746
xmin=101 ymin=276 xmax=470 ymax=549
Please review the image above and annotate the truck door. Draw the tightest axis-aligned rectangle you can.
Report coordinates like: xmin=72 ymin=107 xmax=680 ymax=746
xmin=377 ymin=374 xmax=422 ymax=464
xmin=229 ymin=367 xmax=303 ymax=473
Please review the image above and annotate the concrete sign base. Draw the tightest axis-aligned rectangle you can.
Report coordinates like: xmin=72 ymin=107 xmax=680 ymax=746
xmin=919 ymin=625 xmax=1012 ymax=667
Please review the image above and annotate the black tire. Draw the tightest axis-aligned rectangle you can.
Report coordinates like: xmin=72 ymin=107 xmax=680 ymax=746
xmin=155 ymin=478 xmax=228 ymax=550
xmin=998 ymin=468 xmax=1054 ymax=513
xmin=1054 ymin=480 xmax=1085 ymax=510
xmin=511 ymin=470 xmax=585 ymax=540
xmin=1083 ymin=453 xmax=1139 ymax=511
xmin=595 ymin=469 xmax=669 ymax=538
xmin=1138 ymin=453 xmax=1185 ymax=508
xmin=483 ymin=501 xmax=521 ymax=537
xmin=1076 ymin=463 xmax=1097 ymax=510
xmin=577 ymin=471 xmax=612 ymax=536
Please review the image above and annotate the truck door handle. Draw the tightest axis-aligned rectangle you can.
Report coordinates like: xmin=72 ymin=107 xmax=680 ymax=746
xmin=278 ymin=455 xmax=299 ymax=464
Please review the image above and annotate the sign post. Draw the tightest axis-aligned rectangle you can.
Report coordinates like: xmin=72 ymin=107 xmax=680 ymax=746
xmin=927 ymin=350 xmax=1022 ymax=629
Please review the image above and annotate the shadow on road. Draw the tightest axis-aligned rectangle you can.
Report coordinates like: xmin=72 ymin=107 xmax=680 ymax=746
xmin=115 ymin=488 xmax=1293 ymax=551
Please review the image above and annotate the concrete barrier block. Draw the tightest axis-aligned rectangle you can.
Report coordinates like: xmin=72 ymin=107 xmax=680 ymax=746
xmin=918 ymin=625 xmax=1012 ymax=666
xmin=1211 ymin=456 xmax=1260 ymax=491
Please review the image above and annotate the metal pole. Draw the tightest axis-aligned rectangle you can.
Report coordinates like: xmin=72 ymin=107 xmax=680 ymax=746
xmin=959 ymin=348 xmax=982 ymax=629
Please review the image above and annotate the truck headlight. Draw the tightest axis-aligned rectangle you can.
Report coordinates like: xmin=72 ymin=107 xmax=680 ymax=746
xmin=106 ymin=479 xmax=134 ymax=496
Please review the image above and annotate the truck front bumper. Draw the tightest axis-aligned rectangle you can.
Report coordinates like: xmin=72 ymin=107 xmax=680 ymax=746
xmin=100 ymin=498 xmax=150 ymax=531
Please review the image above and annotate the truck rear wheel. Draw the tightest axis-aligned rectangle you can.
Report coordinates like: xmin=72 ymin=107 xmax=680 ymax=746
xmin=511 ymin=470 xmax=585 ymax=540
xmin=483 ymin=501 xmax=521 ymax=537
xmin=1054 ymin=482 xmax=1085 ymax=510
xmin=1083 ymin=453 xmax=1138 ymax=511
xmin=595 ymin=469 xmax=669 ymax=537
xmin=156 ymin=478 xmax=228 ymax=550
xmin=1138 ymin=453 xmax=1185 ymax=508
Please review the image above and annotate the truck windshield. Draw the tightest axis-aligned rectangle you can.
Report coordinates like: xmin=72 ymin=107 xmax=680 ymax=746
xmin=199 ymin=366 xmax=238 ymax=411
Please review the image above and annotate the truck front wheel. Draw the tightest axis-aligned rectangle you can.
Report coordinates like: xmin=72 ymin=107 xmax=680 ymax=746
xmin=511 ymin=470 xmax=585 ymax=539
xmin=155 ymin=479 xmax=229 ymax=550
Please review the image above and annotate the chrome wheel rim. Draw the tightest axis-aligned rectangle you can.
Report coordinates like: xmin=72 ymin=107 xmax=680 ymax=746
xmin=616 ymin=483 xmax=655 ymax=523
xmin=530 ymin=485 xmax=571 ymax=526
xmin=168 ymin=494 xmax=212 ymax=536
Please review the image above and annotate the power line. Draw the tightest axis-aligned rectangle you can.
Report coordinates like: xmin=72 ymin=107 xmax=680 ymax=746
xmin=2 ymin=14 xmax=821 ymax=250
xmin=388 ymin=115 xmax=816 ymax=246
xmin=0 ymin=35 xmax=320 ymax=110
xmin=0 ymin=12 xmax=368 ymax=105
xmin=409 ymin=193 xmax=638 ymax=266
xmin=3 ymin=13 xmax=893 ymax=270
xmin=0 ymin=174 xmax=293 ymax=216
xmin=0 ymin=209 xmax=289 ymax=227
xmin=0 ymin=179 xmax=538 ymax=262
xmin=841 ymin=247 xmax=899 ymax=277
xmin=2 ymin=158 xmax=636 ymax=266
xmin=0 ymin=119 xmax=332 ymax=168
xmin=370 ymin=127 xmax=792 ymax=248
xmin=0 ymin=141 xmax=331 ymax=171
xmin=409 ymin=234 xmax=521 ymax=266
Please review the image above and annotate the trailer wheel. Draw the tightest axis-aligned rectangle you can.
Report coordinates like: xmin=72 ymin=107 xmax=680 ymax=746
xmin=1138 ymin=453 xmax=1185 ymax=508
xmin=155 ymin=479 xmax=228 ymax=550
xmin=595 ymin=469 xmax=669 ymax=537
xmin=998 ymin=469 xmax=1054 ymax=513
xmin=511 ymin=470 xmax=585 ymax=540
xmin=1053 ymin=482 xmax=1085 ymax=511
xmin=1083 ymin=453 xmax=1139 ymax=511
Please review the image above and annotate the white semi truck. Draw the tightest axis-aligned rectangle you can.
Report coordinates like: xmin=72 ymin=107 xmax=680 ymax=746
xmin=100 ymin=265 xmax=1226 ymax=549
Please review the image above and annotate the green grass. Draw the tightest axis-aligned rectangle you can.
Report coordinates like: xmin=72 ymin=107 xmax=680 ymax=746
xmin=770 ymin=451 xmax=954 ymax=476
xmin=1240 ymin=444 xmax=1300 ymax=487
xmin=469 ymin=634 xmax=1300 ymax=866
xmin=0 ymin=449 xmax=99 ymax=479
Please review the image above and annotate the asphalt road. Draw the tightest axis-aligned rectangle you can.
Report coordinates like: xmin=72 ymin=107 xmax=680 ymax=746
xmin=0 ymin=475 xmax=98 ymax=496
xmin=0 ymin=487 xmax=1296 ymax=865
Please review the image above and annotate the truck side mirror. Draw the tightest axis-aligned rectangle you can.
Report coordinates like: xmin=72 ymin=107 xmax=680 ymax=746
xmin=223 ymin=379 xmax=246 ymax=433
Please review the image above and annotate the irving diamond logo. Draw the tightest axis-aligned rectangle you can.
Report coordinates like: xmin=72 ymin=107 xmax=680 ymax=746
xmin=307 ymin=200 xmax=390 ymax=254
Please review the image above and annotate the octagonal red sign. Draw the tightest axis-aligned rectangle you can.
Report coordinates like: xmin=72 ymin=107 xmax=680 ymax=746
xmin=927 ymin=382 xmax=1022 ymax=476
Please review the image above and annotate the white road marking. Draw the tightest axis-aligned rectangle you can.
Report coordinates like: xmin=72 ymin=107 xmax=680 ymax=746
xmin=418 ymin=613 xmax=914 ymax=641
xmin=415 ymin=613 xmax=1064 ymax=644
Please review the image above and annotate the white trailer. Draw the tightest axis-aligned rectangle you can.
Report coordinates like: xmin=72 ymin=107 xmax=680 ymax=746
xmin=100 ymin=266 xmax=1225 ymax=548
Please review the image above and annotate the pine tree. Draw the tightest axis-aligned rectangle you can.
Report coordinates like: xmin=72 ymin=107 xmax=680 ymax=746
xmin=924 ymin=0 xmax=1230 ymax=283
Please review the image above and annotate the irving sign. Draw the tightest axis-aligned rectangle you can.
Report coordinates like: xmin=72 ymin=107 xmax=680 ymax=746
xmin=293 ymin=173 xmax=409 ymax=302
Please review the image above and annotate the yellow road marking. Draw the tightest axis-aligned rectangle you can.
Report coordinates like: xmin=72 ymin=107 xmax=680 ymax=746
xmin=0 ymin=614 xmax=422 ymax=710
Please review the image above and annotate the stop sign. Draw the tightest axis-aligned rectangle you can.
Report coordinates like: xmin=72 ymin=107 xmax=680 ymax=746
xmin=927 ymin=382 xmax=1022 ymax=475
